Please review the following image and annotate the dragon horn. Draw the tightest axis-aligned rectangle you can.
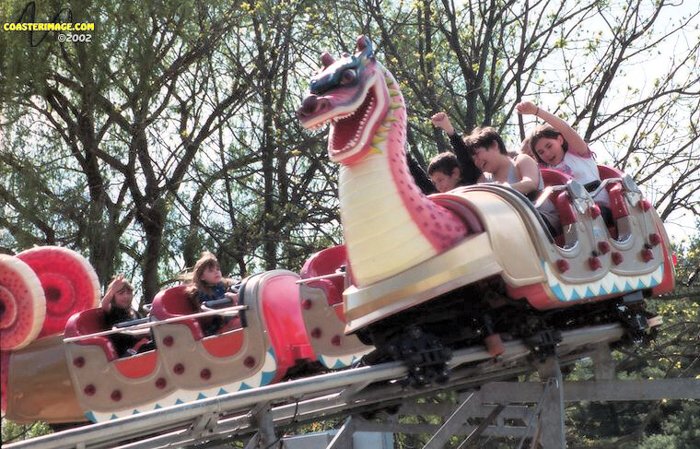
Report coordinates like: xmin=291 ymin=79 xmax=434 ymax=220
xmin=356 ymin=35 xmax=374 ymax=59
xmin=320 ymin=52 xmax=335 ymax=68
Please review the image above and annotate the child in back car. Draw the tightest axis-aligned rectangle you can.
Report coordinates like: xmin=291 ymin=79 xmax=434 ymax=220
xmin=185 ymin=251 xmax=239 ymax=336
xmin=101 ymin=275 xmax=152 ymax=356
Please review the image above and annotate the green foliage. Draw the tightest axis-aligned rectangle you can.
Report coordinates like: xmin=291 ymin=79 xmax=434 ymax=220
xmin=646 ymin=401 xmax=700 ymax=449
xmin=565 ymin=224 xmax=700 ymax=447
xmin=1 ymin=420 xmax=52 ymax=444
xmin=4 ymin=0 xmax=696 ymax=284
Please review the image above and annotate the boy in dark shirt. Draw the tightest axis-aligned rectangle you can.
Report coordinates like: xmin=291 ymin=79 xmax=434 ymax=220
xmin=431 ymin=112 xmax=482 ymax=185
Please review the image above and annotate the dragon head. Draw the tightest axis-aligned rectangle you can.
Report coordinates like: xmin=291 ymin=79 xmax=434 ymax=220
xmin=296 ymin=36 xmax=391 ymax=165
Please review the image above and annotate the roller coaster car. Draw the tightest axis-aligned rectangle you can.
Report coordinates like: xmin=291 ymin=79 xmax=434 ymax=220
xmin=295 ymin=36 xmax=675 ymax=384
xmin=63 ymin=308 xmax=175 ymax=419
xmin=3 ymin=335 xmax=86 ymax=424
xmin=343 ymin=165 xmax=674 ymax=341
xmin=299 ymin=245 xmax=373 ymax=369
xmin=515 ymin=165 xmax=675 ymax=307
xmin=149 ymin=270 xmax=315 ymax=393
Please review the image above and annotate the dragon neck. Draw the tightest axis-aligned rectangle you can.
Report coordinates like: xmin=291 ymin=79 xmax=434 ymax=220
xmin=339 ymin=69 xmax=467 ymax=287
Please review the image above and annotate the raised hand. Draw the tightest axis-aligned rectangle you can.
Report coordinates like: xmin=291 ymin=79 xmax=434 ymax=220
xmin=431 ymin=112 xmax=455 ymax=135
xmin=101 ymin=274 xmax=126 ymax=311
xmin=516 ymin=101 xmax=538 ymax=116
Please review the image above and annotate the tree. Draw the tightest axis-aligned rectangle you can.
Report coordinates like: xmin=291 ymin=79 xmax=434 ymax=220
xmin=564 ymin=225 xmax=699 ymax=448
xmin=1 ymin=0 xmax=261 ymax=300
xmin=1 ymin=0 xmax=343 ymax=295
xmin=1 ymin=420 xmax=51 ymax=445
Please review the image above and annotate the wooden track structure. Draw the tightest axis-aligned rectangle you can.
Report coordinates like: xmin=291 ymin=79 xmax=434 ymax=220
xmin=5 ymin=323 xmax=699 ymax=449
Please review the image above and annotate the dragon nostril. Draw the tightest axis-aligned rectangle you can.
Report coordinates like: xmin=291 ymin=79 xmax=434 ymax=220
xmin=301 ymin=96 xmax=318 ymax=115
xmin=316 ymin=98 xmax=330 ymax=113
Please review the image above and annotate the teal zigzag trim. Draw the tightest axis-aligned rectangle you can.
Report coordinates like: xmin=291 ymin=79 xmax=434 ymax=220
xmin=545 ymin=262 xmax=664 ymax=302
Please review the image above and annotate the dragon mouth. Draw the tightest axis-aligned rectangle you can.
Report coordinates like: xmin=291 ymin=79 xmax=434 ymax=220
xmin=329 ymin=88 xmax=376 ymax=155
xmin=297 ymin=67 xmax=389 ymax=164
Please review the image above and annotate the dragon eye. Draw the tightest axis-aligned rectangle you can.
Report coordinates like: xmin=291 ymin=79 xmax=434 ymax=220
xmin=340 ymin=69 xmax=357 ymax=85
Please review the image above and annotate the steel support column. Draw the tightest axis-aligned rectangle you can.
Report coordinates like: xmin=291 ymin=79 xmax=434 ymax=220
xmin=592 ymin=343 xmax=615 ymax=380
xmin=251 ymin=402 xmax=278 ymax=449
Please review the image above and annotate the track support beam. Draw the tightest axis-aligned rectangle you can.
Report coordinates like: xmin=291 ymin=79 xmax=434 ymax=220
xmin=536 ymin=357 xmax=566 ymax=449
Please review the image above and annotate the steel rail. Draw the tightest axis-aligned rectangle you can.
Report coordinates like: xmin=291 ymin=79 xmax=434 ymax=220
xmin=5 ymin=323 xmax=625 ymax=449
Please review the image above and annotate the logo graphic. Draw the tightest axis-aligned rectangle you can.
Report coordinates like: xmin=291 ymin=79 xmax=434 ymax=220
xmin=3 ymin=1 xmax=94 ymax=47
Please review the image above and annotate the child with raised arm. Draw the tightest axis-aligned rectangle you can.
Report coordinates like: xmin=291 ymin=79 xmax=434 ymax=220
xmin=430 ymin=112 xmax=482 ymax=185
xmin=515 ymin=101 xmax=609 ymax=203
xmin=101 ymin=275 xmax=150 ymax=357
xmin=427 ymin=152 xmax=463 ymax=193
xmin=185 ymin=251 xmax=239 ymax=335
xmin=518 ymin=136 xmax=537 ymax=161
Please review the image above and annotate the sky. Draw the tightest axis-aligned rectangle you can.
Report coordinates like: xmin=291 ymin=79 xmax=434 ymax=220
xmin=527 ymin=0 xmax=700 ymax=248
xmin=622 ymin=2 xmax=699 ymax=247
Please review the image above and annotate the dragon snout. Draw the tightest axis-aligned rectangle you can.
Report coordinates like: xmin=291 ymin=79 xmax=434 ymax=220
xmin=296 ymin=95 xmax=331 ymax=120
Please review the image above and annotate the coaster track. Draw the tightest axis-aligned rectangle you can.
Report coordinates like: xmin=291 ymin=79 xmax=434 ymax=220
xmin=6 ymin=323 xmax=631 ymax=449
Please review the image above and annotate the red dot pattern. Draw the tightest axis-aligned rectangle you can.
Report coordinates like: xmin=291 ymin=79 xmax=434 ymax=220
xmin=383 ymin=99 xmax=467 ymax=252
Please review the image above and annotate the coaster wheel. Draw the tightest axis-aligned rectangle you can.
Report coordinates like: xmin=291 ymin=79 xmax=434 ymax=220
xmin=0 ymin=254 xmax=46 ymax=350
xmin=17 ymin=246 xmax=100 ymax=337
